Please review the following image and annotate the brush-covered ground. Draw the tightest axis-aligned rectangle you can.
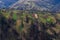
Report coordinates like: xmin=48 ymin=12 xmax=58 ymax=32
xmin=0 ymin=10 xmax=60 ymax=40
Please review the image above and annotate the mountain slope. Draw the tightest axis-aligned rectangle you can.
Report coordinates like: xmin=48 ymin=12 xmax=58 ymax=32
xmin=0 ymin=1 xmax=6 ymax=8
xmin=0 ymin=0 xmax=60 ymax=12
xmin=9 ymin=0 xmax=60 ymax=12
xmin=0 ymin=0 xmax=18 ymax=8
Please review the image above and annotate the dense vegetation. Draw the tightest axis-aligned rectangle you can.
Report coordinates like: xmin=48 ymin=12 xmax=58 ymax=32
xmin=0 ymin=9 xmax=60 ymax=40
